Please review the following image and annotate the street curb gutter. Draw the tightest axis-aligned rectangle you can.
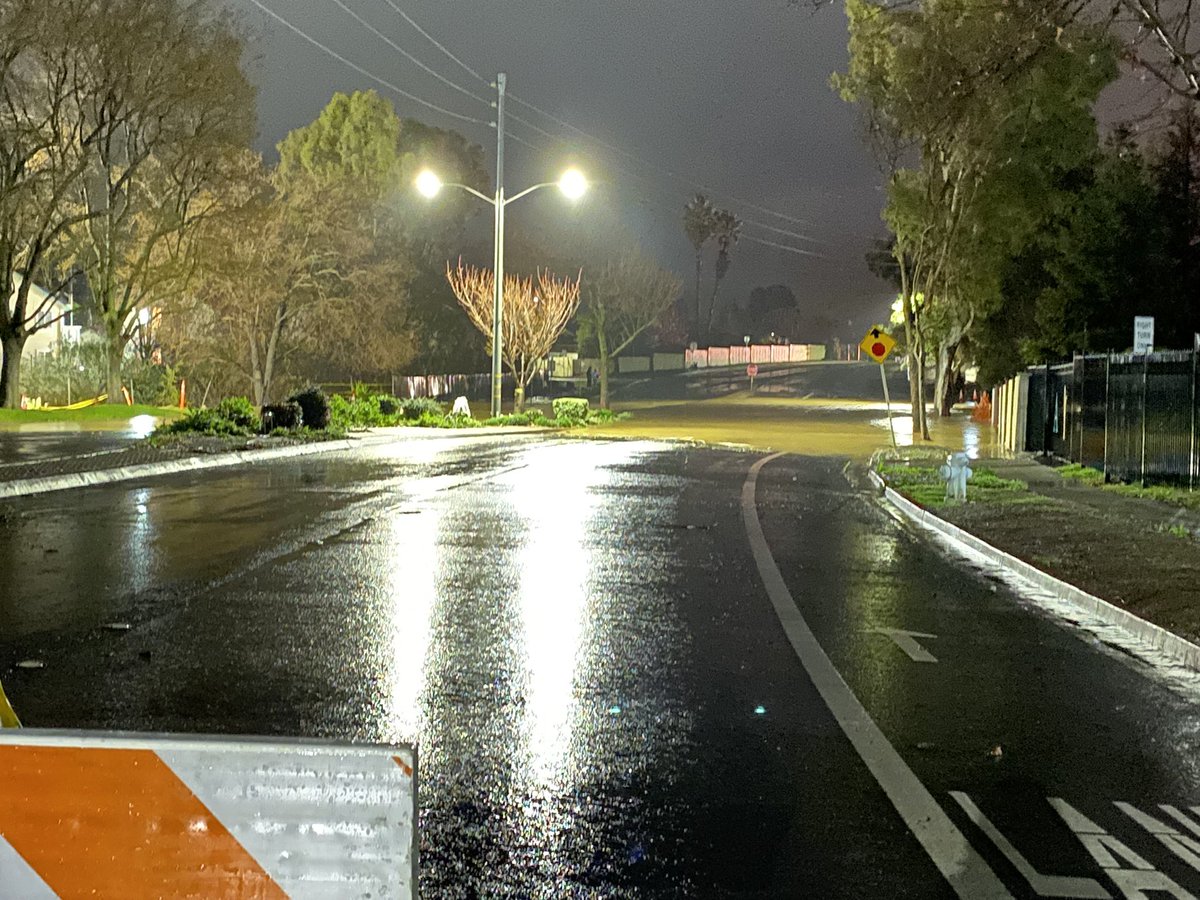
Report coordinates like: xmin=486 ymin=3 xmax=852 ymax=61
xmin=868 ymin=469 xmax=1200 ymax=673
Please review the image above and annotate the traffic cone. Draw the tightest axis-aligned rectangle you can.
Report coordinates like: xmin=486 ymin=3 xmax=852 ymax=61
xmin=973 ymin=392 xmax=992 ymax=422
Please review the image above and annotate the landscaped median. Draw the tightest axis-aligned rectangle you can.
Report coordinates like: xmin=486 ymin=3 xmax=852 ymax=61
xmin=873 ymin=450 xmax=1200 ymax=666
xmin=0 ymin=390 xmax=626 ymax=499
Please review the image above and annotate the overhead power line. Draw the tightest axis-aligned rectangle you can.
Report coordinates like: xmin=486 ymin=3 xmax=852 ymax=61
xmin=369 ymin=0 xmax=836 ymax=238
xmin=244 ymin=0 xmax=489 ymax=127
xmin=741 ymin=235 xmax=829 ymax=260
xmin=375 ymin=0 xmax=490 ymax=86
xmin=254 ymin=0 xmax=836 ymax=257
xmin=327 ymin=0 xmax=493 ymax=110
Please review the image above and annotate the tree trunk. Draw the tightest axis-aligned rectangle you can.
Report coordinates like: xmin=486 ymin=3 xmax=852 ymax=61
xmin=597 ymin=327 xmax=610 ymax=409
xmin=513 ymin=384 xmax=525 ymax=413
xmin=106 ymin=340 xmax=123 ymax=405
xmin=249 ymin=334 xmax=265 ymax=406
xmin=933 ymin=341 xmax=961 ymax=418
xmin=693 ymin=253 xmax=703 ymax=339
xmin=705 ymin=277 xmax=723 ymax=345
xmin=914 ymin=345 xmax=931 ymax=440
xmin=0 ymin=334 xmax=25 ymax=409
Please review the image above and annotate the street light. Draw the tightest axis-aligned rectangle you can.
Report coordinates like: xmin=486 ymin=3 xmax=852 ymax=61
xmin=416 ymin=163 xmax=587 ymax=416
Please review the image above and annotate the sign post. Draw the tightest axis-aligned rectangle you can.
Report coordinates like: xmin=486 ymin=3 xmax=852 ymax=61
xmin=860 ymin=327 xmax=898 ymax=449
xmin=1134 ymin=316 xmax=1155 ymax=354
xmin=747 ymin=362 xmax=759 ymax=393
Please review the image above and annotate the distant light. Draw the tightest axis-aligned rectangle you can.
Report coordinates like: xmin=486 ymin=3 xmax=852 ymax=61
xmin=127 ymin=414 xmax=156 ymax=439
xmin=415 ymin=169 xmax=443 ymax=199
xmin=754 ymin=705 xmax=766 ymax=715
xmin=558 ymin=168 xmax=587 ymax=200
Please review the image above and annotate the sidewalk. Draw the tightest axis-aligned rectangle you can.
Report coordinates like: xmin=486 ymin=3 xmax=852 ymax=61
xmin=883 ymin=454 xmax=1200 ymax=647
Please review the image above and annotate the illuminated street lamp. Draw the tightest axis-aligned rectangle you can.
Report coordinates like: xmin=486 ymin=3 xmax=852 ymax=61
xmin=416 ymin=73 xmax=587 ymax=417
xmin=417 ymin=164 xmax=586 ymax=417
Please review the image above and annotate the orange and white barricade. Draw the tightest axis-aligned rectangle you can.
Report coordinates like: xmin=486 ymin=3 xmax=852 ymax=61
xmin=0 ymin=730 xmax=418 ymax=898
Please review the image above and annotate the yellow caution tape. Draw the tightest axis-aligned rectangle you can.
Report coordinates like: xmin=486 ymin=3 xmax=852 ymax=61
xmin=40 ymin=394 xmax=107 ymax=412
xmin=0 ymin=679 xmax=21 ymax=728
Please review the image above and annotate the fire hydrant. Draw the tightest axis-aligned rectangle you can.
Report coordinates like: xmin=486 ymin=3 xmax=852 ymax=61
xmin=939 ymin=451 xmax=973 ymax=503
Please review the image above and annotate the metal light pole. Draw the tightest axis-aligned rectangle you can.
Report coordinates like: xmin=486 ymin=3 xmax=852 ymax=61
xmin=490 ymin=74 xmax=506 ymax=419
xmin=414 ymin=75 xmax=586 ymax=417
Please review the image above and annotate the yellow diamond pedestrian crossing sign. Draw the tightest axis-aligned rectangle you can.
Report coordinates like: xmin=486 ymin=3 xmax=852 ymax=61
xmin=860 ymin=327 xmax=896 ymax=364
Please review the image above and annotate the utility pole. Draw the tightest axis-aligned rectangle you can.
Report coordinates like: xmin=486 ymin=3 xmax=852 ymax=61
xmin=490 ymin=73 xmax=506 ymax=419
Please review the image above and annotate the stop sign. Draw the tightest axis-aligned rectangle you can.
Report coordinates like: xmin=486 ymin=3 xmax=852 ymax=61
xmin=747 ymin=363 xmax=759 ymax=377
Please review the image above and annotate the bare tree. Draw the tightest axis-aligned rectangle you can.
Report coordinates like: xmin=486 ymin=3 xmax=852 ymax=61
xmin=578 ymin=252 xmax=682 ymax=408
xmin=446 ymin=261 xmax=580 ymax=412
xmin=166 ymin=154 xmax=390 ymax=405
xmin=68 ymin=0 xmax=254 ymax=403
xmin=0 ymin=0 xmax=109 ymax=407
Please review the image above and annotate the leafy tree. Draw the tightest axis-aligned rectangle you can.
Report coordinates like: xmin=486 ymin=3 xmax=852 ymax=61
xmin=445 ymin=261 xmax=580 ymax=411
xmin=271 ymin=90 xmax=423 ymax=384
xmin=278 ymin=90 xmax=400 ymax=198
xmin=576 ymin=250 xmax=682 ymax=407
xmin=836 ymin=0 xmax=1117 ymax=424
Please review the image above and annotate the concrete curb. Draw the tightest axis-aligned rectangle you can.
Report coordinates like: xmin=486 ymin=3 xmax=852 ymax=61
xmin=868 ymin=469 xmax=1200 ymax=672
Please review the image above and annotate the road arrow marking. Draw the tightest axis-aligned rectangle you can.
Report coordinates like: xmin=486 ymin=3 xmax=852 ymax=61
xmin=869 ymin=628 xmax=938 ymax=663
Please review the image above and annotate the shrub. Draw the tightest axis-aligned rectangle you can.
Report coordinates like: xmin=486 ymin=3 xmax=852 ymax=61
xmin=216 ymin=396 xmax=260 ymax=433
xmin=329 ymin=393 xmax=386 ymax=428
xmin=261 ymin=402 xmax=303 ymax=431
xmin=288 ymin=386 xmax=330 ymax=430
xmin=400 ymin=397 xmax=444 ymax=420
xmin=441 ymin=412 xmax=479 ymax=429
xmin=553 ymin=397 xmax=589 ymax=426
xmin=483 ymin=411 xmax=555 ymax=427
xmin=163 ymin=407 xmax=245 ymax=436
xmin=378 ymin=396 xmax=398 ymax=417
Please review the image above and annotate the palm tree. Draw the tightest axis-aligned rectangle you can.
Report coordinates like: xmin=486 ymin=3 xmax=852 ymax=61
xmin=682 ymin=194 xmax=717 ymax=340
xmin=705 ymin=209 xmax=742 ymax=341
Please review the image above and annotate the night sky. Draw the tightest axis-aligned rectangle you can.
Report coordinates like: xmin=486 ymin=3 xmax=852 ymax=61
xmin=227 ymin=0 xmax=900 ymax=342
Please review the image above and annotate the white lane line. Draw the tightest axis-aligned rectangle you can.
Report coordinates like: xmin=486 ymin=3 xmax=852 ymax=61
xmin=869 ymin=627 xmax=939 ymax=663
xmin=741 ymin=453 xmax=1012 ymax=899
xmin=949 ymin=792 xmax=1110 ymax=898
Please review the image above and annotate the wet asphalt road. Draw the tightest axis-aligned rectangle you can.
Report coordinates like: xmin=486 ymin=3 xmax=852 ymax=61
xmin=0 ymin=424 xmax=145 ymax=466
xmin=1 ymin=433 xmax=1199 ymax=897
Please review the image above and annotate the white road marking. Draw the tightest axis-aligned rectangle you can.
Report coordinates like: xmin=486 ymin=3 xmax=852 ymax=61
xmin=1051 ymin=798 xmax=1197 ymax=900
xmin=950 ymin=792 xmax=1110 ymax=898
xmin=742 ymin=454 xmax=1011 ymax=899
xmin=1162 ymin=806 xmax=1200 ymax=841
xmin=1117 ymin=803 xmax=1200 ymax=874
xmin=869 ymin=627 xmax=939 ymax=663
